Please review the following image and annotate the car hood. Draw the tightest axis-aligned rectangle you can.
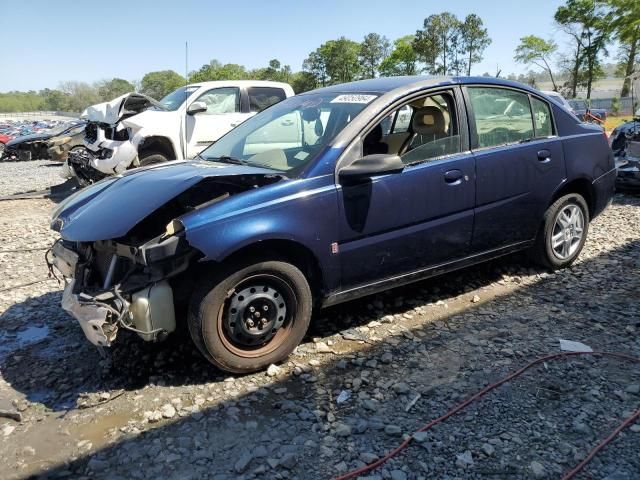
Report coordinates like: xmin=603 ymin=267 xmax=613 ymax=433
xmin=51 ymin=160 xmax=284 ymax=242
xmin=81 ymin=92 xmax=167 ymax=125
xmin=6 ymin=132 xmax=52 ymax=146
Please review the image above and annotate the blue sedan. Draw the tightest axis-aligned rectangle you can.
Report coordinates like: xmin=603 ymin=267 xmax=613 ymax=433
xmin=49 ymin=76 xmax=615 ymax=373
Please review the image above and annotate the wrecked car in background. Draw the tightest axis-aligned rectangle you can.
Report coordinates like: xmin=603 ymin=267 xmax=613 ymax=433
xmin=611 ymin=111 xmax=640 ymax=190
xmin=47 ymin=122 xmax=87 ymax=162
xmin=49 ymin=76 xmax=615 ymax=373
xmin=63 ymin=81 xmax=294 ymax=186
xmin=1 ymin=120 xmax=85 ymax=161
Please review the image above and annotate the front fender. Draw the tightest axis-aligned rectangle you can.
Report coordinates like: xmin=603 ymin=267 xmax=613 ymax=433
xmin=180 ymin=174 xmax=341 ymax=292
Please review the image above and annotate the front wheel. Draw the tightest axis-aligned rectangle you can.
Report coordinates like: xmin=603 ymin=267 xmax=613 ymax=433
xmin=188 ymin=260 xmax=312 ymax=373
xmin=530 ymin=193 xmax=589 ymax=270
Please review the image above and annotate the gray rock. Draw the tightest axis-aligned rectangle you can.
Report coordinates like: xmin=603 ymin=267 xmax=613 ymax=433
xmin=412 ymin=431 xmax=429 ymax=443
xmin=481 ymin=443 xmax=495 ymax=456
xmin=530 ymin=461 xmax=546 ymax=478
xmin=334 ymin=423 xmax=352 ymax=437
xmin=161 ymin=404 xmax=176 ymax=419
xmin=390 ymin=470 xmax=407 ymax=480
xmin=279 ymin=453 xmax=297 ymax=469
xmin=359 ymin=452 xmax=379 ymax=463
xmin=384 ymin=425 xmax=402 ymax=435
xmin=455 ymin=450 xmax=474 ymax=468
xmin=234 ymin=451 xmax=253 ymax=473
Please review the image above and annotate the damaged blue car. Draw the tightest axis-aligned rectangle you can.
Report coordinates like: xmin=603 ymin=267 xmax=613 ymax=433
xmin=49 ymin=76 xmax=615 ymax=373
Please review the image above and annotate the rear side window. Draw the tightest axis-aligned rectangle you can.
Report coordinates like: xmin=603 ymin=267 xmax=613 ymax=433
xmin=468 ymin=87 xmax=534 ymax=148
xmin=248 ymin=87 xmax=287 ymax=113
xmin=531 ymin=97 xmax=554 ymax=138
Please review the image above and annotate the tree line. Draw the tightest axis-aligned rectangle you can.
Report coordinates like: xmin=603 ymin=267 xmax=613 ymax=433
xmin=514 ymin=0 xmax=639 ymax=99
xmin=0 ymin=1 xmax=638 ymax=113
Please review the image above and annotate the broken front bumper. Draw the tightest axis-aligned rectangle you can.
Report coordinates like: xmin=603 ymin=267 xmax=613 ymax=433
xmin=50 ymin=241 xmax=177 ymax=346
xmin=61 ymin=281 xmax=115 ymax=346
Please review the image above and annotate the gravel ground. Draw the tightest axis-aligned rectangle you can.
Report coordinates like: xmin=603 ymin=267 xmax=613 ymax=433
xmin=0 ymin=165 xmax=638 ymax=480
xmin=0 ymin=160 xmax=64 ymax=197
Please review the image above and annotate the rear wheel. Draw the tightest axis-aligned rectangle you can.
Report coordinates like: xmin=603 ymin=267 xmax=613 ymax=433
xmin=530 ymin=193 xmax=589 ymax=270
xmin=188 ymin=260 xmax=312 ymax=373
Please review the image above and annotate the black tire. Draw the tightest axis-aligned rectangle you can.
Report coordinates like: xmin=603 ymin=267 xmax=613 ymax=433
xmin=188 ymin=260 xmax=312 ymax=373
xmin=138 ymin=151 xmax=168 ymax=167
xmin=530 ymin=193 xmax=589 ymax=270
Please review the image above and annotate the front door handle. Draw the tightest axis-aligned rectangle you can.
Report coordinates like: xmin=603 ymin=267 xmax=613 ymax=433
xmin=444 ymin=169 xmax=463 ymax=185
xmin=537 ymin=149 xmax=551 ymax=163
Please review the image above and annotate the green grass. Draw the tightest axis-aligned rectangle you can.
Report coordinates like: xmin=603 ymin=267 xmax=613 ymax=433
xmin=605 ymin=115 xmax=633 ymax=131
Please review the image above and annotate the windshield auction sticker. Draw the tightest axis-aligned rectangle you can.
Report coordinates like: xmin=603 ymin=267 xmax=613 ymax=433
xmin=330 ymin=94 xmax=377 ymax=104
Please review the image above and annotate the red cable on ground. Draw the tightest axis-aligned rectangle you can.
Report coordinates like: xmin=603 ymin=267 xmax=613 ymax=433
xmin=334 ymin=351 xmax=640 ymax=480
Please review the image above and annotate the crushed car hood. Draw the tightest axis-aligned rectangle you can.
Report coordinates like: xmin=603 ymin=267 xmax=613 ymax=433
xmin=81 ymin=92 xmax=167 ymax=125
xmin=51 ymin=161 xmax=283 ymax=242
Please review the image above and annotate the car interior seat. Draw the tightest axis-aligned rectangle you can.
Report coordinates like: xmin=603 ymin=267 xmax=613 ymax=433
xmin=400 ymin=106 xmax=448 ymax=155
xmin=363 ymin=124 xmax=389 ymax=156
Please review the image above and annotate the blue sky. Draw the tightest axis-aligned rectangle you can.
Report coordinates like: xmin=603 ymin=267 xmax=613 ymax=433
xmin=0 ymin=0 xmax=573 ymax=92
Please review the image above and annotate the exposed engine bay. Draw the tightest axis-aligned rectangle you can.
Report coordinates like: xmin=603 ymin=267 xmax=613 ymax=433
xmin=49 ymin=166 xmax=284 ymax=346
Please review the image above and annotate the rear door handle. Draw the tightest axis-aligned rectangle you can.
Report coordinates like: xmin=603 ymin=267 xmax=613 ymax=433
xmin=444 ymin=169 xmax=464 ymax=185
xmin=537 ymin=149 xmax=551 ymax=163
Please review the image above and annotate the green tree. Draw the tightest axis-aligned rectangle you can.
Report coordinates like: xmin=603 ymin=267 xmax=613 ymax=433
xmin=40 ymin=88 xmax=69 ymax=111
xmin=140 ymin=70 xmax=185 ymax=100
xmin=290 ymin=71 xmax=318 ymax=93
xmin=304 ymin=37 xmax=361 ymax=85
xmin=302 ymin=51 xmax=328 ymax=87
xmin=555 ymin=0 xmax=612 ymax=100
xmin=414 ymin=12 xmax=462 ymax=75
xmin=58 ymin=81 xmax=101 ymax=112
xmin=95 ymin=78 xmax=135 ymax=101
xmin=379 ymin=36 xmax=419 ymax=76
xmin=606 ymin=0 xmax=640 ymax=96
xmin=460 ymin=14 xmax=491 ymax=76
xmin=514 ymin=36 xmax=559 ymax=91
xmin=359 ymin=33 xmax=390 ymax=78
xmin=189 ymin=60 xmax=249 ymax=82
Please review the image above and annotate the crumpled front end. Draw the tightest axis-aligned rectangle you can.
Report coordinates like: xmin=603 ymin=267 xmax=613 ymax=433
xmin=49 ymin=229 xmax=194 ymax=347
xmin=48 ymin=161 xmax=286 ymax=348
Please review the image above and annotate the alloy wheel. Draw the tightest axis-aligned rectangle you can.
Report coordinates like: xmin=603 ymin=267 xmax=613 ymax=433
xmin=551 ymin=204 xmax=585 ymax=260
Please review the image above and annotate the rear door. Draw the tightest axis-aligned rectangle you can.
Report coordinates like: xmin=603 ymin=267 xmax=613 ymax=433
xmin=464 ymin=86 xmax=566 ymax=252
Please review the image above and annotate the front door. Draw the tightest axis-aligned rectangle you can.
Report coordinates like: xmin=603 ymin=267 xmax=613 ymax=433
xmin=465 ymin=86 xmax=566 ymax=252
xmin=337 ymin=89 xmax=476 ymax=289
xmin=185 ymin=87 xmax=250 ymax=158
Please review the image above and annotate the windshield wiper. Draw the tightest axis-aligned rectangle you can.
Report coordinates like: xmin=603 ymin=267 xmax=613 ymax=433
xmin=214 ymin=155 xmax=251 ymax=166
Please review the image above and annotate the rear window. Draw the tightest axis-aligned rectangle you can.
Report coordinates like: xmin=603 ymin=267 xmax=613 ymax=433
xmin=248 ymin=87 xmax=287 ymax=113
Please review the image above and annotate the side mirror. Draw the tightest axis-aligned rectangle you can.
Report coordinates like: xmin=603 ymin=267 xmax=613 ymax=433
xmin=339 ymin=154 xmax=404 ymax=182
xmin=187 ymin=101 xmax=207 ymax=115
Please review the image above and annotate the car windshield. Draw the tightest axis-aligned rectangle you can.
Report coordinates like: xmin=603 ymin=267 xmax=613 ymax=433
xmin=159 ymin=86 xmax=199 ymax=111
xmin=199 ymin=92 xmax=378 ymax=176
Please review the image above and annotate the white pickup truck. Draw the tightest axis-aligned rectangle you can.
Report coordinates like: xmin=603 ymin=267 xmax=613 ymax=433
xmin=64 ymin=80 xmax=294 ymax=183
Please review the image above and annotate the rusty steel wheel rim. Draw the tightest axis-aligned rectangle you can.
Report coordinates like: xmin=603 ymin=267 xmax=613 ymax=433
xmin=217 ymin=273 xmax=297 ymax=358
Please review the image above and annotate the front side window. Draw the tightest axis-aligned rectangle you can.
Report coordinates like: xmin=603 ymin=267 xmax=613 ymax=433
xmin=360 ymin=92 xmax=461 ymax=165
xmin=468 ymin=87 xmax=534 ymax=148
xmin=199 ymin=92 xmax=377 ymax=175
xmin=159 ymin=86 xmax=199 ymax=111
xmin=194 ymin=87 xmax=240 ymax=115
xmin=248 ymin=87 xmax=287 ymax=113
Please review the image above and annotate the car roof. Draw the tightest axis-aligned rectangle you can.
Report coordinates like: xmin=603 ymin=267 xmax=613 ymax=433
xmin=305 ymin=76 xmax=545 ymax=96
xmin=187 ymin=80 xmax=292 ymax=90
